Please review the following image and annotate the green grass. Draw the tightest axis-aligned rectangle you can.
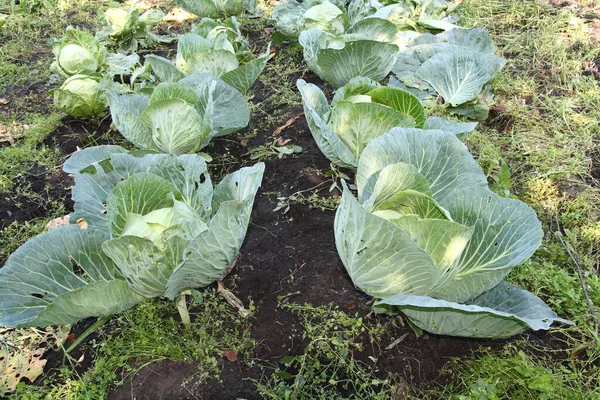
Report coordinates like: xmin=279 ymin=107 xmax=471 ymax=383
xmin=434 ymin=0 xmax=600 ymax=397
xmin=9 ymin=291 xmax=257 ymax=399
xmin=255 ymin=303 xmax=398 ymax=400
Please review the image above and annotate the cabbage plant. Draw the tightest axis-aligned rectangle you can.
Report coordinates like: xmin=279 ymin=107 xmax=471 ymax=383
xmin=352 ymin=0 xmax=459 ymax=32
xmin=272 ymin=0 xmax=349 ymax=39
xmin=144 ymin=18 xmax=271 ymax=93
xmin=391 ymin=28 xmax=505 ymax=120
xmin=53 ymin=74 xmax=107 ymax=119
xmin=107 ymin=74 xmax=250 ymax=155
xmin=299 ymin=18 xmax=400 ymax=87
xmin=334 ymin=128 xmax=572 ymax=338
xmin=96 ymin=7 xmax=173 ymax=53
xmin=173 ymin=0 xmax=256 ymax=18
xmin=298 ymin=77 xmax=476 ymax=168
xmin=0 ymin=147 xmax=264 ymax=328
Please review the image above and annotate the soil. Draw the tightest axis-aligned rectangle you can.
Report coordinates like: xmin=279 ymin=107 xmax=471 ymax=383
xmin=1 ymin=22 xmax=569 ymax=400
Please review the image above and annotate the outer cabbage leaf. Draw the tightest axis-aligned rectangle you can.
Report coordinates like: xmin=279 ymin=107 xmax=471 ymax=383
xmin=335 ymin=184 xmax=442 ymax=298
xmin=165 ymin=163 xmax=265 ymax=298
xmin=416 ymin=49 xmax=505 ymax=106
xmin=106 ymin=93 xmax=157 ymax=151
xmin=178 ymin=74 xmax=249 ymax=139
xmin=391 ymin=28 xmax=505 ymax=119
xmin=423 ymin=116 xmax=477 ymax=139
xmin=430 ymin=186 xmax=544 ymax=302
xmin=144 ymin=55 xmax=186 ymax=83
xmin=173 ymin=0 xmax=255 ymax=18
xmin=0 ymin=226 xmax=145 ymax=327
xmin=297 ymin=80 xmax=358 ymax=168
xmin=376 ymin=282 xmax=573 ymax=338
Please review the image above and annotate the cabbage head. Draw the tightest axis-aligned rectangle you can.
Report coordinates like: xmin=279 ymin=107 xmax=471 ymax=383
xmin=298 ymin=77 xmax=475 ymax=168
xmin=391 ymin=28 xmax=505 ymax=120
xmin=144 ymin=18 xmax=271 ymax=93
xmin=0 ymin=146 xmax=264 ymax=328
xmin=53 ymin=75 xmax=107 ymax=119
xmin=50 ymin=27 xmax=105 ymax=77
xmin=334 ymin=128 xmax=572 ymax=338
xmin=174 ymin=0 xmax=256 ymax=19
xmin=107 ymin=74 xmax=250 ymax=154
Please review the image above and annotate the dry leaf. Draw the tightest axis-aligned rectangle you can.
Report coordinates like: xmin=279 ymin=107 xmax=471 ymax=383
xmin=223 ymin=349 xmax=238 ymax=362
xmin=44 ymin=214 xmax=71 ymax=231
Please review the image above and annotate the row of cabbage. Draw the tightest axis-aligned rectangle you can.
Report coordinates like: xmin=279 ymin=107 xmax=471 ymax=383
xmin=272 ymin=0 xmax=572 ymax=338
xmin=0 ymin=5 xmax=272 ymax=328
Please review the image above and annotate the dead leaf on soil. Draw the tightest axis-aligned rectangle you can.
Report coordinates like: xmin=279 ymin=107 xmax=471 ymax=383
xmin=223 ymin=349 xmax=238 ymax=362
xmin=344 ymin=300 xmax=357 ymax=310
xmin=0 ymin=97 xmax=9 ymax=105
xmin=276 ymin=137 xmax=292 ymax=146
xmin=0 ymin=326 xmax=70 ymax=395
xmin=0 ymin=122 xmax=30 ymax=144
xmin=272 ymin=113 xmax=303 ymax=137
xmin=44 ymin=214 xmax=71 ymax=231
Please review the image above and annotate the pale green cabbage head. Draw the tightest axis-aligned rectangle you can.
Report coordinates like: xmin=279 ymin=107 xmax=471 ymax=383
xmin=53 ymin=75 xmax=107 ymax=119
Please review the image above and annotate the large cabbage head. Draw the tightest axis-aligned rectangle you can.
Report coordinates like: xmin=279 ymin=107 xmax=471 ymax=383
xmin=50 ymin=27 xmax=106 ymax=77
xmin=144 ymin=19 xmax=271 ymax=93
xmin=0 ymin=146 xmax=264 ymax=327
xmin=107 ymin=74 xmax=250 ymax=154
xmin=53 ymin=74 xmax=107 ymax=119
xmin=298 ymin=77 xmax=429 ymax=168
xmin=335 ymin=128 xmax=572 ymax=338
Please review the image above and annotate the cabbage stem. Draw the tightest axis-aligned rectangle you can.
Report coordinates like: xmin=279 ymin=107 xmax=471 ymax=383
xmin=176 ymin=290 xmax=192 ymax=329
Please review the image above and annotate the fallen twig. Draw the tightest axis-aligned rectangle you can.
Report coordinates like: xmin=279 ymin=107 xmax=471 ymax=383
xmin=385 ymin=333 xmax=409 ymax=350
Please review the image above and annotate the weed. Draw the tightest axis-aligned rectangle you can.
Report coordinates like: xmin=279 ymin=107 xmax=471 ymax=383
xmin=256 ymin=303 xmax=396 ymax=400
xmin=425 ymin=343 xmax=600 ymax=400
xmin=8 ymin=290 xmax=258 ymax=399
xmin=245 ymin=137 xmax=303 ymax=161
